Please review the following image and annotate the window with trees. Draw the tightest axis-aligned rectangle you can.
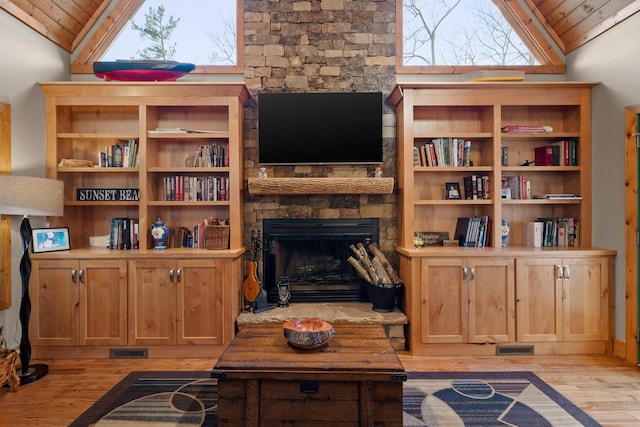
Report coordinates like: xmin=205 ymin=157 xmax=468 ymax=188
xmin=103 ymin=0 xmax=237 ymax=65
xmin=398 ymin=0 xmax=565 ymax=74
xmin=71 ymin=0 xmax=242 ymax=74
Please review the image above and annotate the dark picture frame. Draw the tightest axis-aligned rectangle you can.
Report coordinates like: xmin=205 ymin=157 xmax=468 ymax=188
xmin=31 ymin=227 xmax=70 ymax=253
xmin=445 ymin=182 xmax=461 ymax=200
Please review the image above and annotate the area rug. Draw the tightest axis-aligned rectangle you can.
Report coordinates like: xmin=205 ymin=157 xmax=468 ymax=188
xmin=70 ymin=371 xmax=601 ymax=426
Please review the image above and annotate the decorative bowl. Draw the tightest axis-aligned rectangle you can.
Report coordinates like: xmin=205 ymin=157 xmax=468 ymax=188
xmin=283 ymin=318 xmax=335 ymax=349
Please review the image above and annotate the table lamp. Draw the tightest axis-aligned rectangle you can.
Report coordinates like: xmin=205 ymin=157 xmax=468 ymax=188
xmin=0 ymin=175 xmax=64 ymax=384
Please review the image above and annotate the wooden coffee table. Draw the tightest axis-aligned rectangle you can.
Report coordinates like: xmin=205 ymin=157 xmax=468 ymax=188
xmin=211 ymin=323 xmax=406 ymax=426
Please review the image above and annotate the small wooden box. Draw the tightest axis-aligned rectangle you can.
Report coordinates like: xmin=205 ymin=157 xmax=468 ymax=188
xmin=205 ymin=225 xmax=229 ymax=249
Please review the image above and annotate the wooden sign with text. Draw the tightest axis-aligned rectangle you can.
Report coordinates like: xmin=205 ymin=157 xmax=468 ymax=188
xmin=77 ymin=188 xmax=140 ymax=201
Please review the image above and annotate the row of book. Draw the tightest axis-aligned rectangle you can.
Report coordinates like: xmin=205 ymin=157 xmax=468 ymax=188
xmin=186 ymin=143 xmax=230 ymax=168
xmin=523 ymin=218 xmax=579 ymax=247
xmin=534 ymin=140 xmax=577 ymax=166
xmin=109 ymin=217 xmax=139 ymax=250
xmin=454 ymin=216 xmax=492 ymax=247
xmin=99 ymin=139 xmax=140 ymax=168
xmin=463 ymin=175 xmax=490 ymax=200
xmin=501 ymin=175 xmax=531 ymax=200
xmin=164 ymin=175 xmax=229 ymax=201
xmin=162 ymin=218 xmax=230 ymax=249
xmin=414 ymin=138 xmax=472 ymax=167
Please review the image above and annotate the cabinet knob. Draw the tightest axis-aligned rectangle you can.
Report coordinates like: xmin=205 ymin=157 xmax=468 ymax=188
xmin=564 ymin=265 xmax=570 ymax=280
xmin=463 ymin=266 xmax=468 ymax=281
xmin=79 ymin=268 xmax=85 ymax=284
xmin=71 ymin=268 xmax=77 ymax=283
xmin=176 ymin=268 xmax=182 ymax=283
xmin=470 ymin=266 xmax=475 ymax=281
xmin=556 ymin=265 xmax=563 ymax=279
xmin=169 ymin=268 xmax=175 ymax=282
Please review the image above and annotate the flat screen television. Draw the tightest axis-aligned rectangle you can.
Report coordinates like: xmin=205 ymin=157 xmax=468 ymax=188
xmin=258 ymin=92 xmax=383 ymax=165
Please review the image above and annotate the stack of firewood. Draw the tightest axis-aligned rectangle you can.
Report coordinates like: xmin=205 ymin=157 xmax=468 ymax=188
xmin=347 ymin=242 xmax=402 ymax=288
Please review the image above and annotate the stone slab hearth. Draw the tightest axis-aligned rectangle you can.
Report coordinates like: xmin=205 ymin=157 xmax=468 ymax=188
xmin=236 ymin=302 xmax=407 ymax=351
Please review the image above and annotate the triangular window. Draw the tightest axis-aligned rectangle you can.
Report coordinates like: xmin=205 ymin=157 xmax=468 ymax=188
xmin=72 ymin=0 xmax=241 ymax=74
xmin=103 ymin=0 xmax=237 ymax=65
xmin=399 ymin=0 xmax=564 ymax=73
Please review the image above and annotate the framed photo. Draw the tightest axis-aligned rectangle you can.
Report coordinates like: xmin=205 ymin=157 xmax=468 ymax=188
xmin=31 ymin=227 xmax=70 ymax=253
xmin=445 ymin=182 xmax=461 ymax=200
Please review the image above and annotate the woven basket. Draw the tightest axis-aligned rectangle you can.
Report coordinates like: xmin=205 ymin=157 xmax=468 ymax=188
xmin=205 ymin=225 xmax=230 ymax=249
xmin=0 ymin=348 xmax=20 ymax=392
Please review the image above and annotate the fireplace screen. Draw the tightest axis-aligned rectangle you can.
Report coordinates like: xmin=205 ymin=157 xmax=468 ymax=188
xmin=262 ymin=218 xmax=379 ymax=303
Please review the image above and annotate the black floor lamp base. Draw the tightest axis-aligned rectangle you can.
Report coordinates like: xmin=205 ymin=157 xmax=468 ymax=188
xmin=18 ymin=363 xmax=48 ymax=385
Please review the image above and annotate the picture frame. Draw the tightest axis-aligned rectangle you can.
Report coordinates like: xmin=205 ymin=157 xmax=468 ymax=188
xmin=445 ymin=182 xmax=461 ymax=200
xmin=31 ymin=227 xmax=70 ymax=253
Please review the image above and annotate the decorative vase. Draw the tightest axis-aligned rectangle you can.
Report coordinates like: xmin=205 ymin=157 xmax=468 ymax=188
xmin=150 ymin=218 xmax=169 ymax=250
xmin=362 ymin=280 xmax=403 ymax=313
xmin=501 ymin=218 xmax=510 ymax=248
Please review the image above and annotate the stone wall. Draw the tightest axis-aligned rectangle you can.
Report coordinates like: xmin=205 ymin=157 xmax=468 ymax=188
xmin=242 ymin=0 xmax=398 ymax=258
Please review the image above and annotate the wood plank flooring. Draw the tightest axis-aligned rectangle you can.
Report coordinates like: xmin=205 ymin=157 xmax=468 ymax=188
xmin=1 ymin=353 xmax=639 ymax=426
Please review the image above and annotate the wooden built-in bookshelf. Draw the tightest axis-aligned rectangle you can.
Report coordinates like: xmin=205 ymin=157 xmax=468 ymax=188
xmin=391 ymin=82 xmax=616 ymax=356
xmin=31 ymin=82 xmax=250 ymax=359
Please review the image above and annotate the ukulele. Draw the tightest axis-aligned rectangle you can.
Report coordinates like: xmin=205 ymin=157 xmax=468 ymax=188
xmin=241 ymin=231 xmax=262 ymax=305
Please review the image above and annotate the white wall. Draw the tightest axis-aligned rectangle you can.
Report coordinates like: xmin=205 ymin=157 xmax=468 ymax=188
xmin=0 ymin=10 xmax=69 ymax=347
xmin=566 ymin=11 xmax=640 ymax=340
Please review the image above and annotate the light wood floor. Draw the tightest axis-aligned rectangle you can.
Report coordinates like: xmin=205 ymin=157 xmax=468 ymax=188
xmin=1 ymin=353 xmax=639 ymax=426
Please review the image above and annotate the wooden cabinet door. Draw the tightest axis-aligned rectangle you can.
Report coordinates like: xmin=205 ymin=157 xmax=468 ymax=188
xmin=31 ymin=260 xmax=80 ymax=346
xmin=562 ymin=257 xmax=608 ymax=342
xmin=79 ymin=260 xmax=127 ymax=346
xmin=128 ymin=260 xmax=177 ymax=345
xmin=177 ymin=259 xmax=226 ymax=345
xmin=468 ymin=257 xmax=515 ymax=344
xmin=516 ymin=257 xmax=563 ymax=342
xmin=419 ymin=258 xmax=467 ymax=344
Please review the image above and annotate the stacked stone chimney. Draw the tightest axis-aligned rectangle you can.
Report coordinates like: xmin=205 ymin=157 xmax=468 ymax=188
xmin=242 ymin=0 xmax=398 ymax=259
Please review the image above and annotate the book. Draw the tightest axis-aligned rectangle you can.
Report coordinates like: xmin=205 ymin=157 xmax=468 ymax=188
xmin=463 ymin=140 xmax=471 ymax=166
xmin=535 ymin=145 xmax=554 ymax=166
xmin=462 ymin=70 xmax=524 ymax=82
xmin=533 ymin=194 xmax=582 ymax=199
xmin=148 ymin=128 xmax=188 ymax=134
xmin=501 ymin=146 xmax=508 ymax=166
xmin=111 ymin=144 xmax=123 ymax=167
xmin=454 ymin=217 xmax=471 ymax=247
xmin=523 ymin=221 xmax=543 ymax=247
xmin=501 ymin=125 xmax=553 ymax=133
xmin=505 ymin=175 xmax=521 ymax=199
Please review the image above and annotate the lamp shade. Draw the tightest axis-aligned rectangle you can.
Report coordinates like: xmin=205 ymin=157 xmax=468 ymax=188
xmin=0 ymin=175 xmax=64 ymax=217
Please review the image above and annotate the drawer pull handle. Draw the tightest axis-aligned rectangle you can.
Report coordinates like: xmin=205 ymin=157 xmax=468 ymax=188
xmin=300 ymin=382 xmax=319 ymax=393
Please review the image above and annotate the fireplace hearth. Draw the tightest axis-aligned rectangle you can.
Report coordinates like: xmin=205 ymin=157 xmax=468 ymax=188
xmin=262 ymin=218 xmax=379 ymax=303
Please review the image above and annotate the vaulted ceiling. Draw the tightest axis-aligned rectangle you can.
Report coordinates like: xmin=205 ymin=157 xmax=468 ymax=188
xmin=2 ymin=0 xmax=639 ymax=69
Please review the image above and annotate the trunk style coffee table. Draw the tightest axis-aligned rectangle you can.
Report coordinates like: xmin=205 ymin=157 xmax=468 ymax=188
xmin=211 ymin=323 xmax=406 ymax=426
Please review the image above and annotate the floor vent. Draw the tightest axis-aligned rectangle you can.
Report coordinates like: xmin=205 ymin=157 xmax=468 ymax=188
xmin=109 ymin=348 xmax=148 ymax=359
xmin=496 ymin=345 xmax=534 ymax=356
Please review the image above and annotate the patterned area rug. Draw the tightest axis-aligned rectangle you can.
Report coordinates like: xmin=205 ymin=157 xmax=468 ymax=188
xmin=70 ymin=371 xmax=601 ymax=426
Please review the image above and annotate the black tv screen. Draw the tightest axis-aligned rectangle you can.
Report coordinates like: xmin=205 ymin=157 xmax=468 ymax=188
xmin=258 ymin=92 xmax=383 ymax=165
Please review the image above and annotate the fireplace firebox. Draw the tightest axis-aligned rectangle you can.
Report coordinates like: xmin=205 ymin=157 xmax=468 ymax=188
xmin=262 ymin=218 xmax=379 ymax=303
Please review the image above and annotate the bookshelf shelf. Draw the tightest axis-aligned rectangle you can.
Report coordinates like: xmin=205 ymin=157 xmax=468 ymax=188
xmin=392 ymin=81 xmax=597 ymax=249
xmin=41 ymin=82 xmax=249 ymax=252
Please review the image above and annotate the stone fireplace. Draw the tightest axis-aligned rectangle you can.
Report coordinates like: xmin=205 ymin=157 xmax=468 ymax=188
xmin=262 ymin=218 xmax=379 ymax=304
